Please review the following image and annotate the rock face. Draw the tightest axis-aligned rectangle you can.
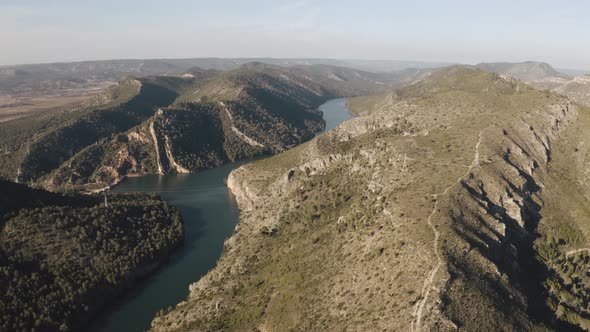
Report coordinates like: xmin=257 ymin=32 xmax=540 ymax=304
xmin=150 ymin=67 xmax=590 ymax=331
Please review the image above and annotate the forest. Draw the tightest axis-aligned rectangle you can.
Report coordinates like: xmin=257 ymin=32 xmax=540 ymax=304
xmin=0 ymin=180 xmax=184 ymax=331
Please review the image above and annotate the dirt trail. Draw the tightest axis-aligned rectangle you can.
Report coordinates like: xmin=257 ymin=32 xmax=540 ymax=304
xmin=411 ymin=131 xmax=483 ymax=331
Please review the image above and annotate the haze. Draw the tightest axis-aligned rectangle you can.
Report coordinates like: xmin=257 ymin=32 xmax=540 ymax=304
xmin=1 ymin=0 xmax=589 ymax=69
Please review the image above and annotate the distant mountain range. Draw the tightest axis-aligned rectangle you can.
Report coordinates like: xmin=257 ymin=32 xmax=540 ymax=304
xmin=1 ymin=58 xmax=587 ymax=97
xmin=0 ymin=58 xmax=450 ymax=95
xmin=5 ymin=58 xmax=589 ymax=124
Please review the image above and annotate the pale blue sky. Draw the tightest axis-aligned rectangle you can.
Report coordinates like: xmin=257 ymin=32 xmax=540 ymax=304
xmin=1 ymin=0 xmax=589 ymax=68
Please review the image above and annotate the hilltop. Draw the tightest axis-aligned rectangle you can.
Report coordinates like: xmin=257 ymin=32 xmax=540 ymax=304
xmin=150 ymin=67 xmax=590 ymax=331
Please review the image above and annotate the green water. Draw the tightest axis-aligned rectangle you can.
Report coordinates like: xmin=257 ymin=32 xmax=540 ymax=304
xmin=95 ymin=98 xmax=351 ymax=331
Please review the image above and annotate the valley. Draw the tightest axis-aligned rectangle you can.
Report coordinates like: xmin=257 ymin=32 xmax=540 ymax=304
xmin=0 ymin=61 xmax=405 ymax=331
xmin=2 ymin=59 xmax=590 ymax=332
xmin=92 ymin=98 xmax=353 ymax=332
xmin=3 ymin=0 xmax=590 ymax=331
xmin=0 ymin=58 xmax=445 ymax=123
xmin=0 ymin=63 xmax=407 ymax=193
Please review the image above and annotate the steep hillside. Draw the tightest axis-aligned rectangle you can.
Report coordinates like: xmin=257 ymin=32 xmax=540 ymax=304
xmin=0 ymin=180 xmax=184 ymax=331
xmin=0 ymin=63 xmax=404 ymax=192
xmin=150 ymin=67 xmax=590 ymax=331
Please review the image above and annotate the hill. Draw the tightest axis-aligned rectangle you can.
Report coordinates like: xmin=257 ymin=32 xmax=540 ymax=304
xmin=476 ymin=61 xmax=590 ymax=108
xmin=476 ymin=61 xmax=567 ymax=81
xmin=0 ymin=180 xmax=184 ymax=331
xmin=0 ymin=63 xmax=412 ymax=192
xmin=150 ymin=67 xmax=590 ymax=331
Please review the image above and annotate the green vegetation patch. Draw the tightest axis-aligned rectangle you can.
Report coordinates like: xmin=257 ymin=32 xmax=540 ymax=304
xmin=0 ymin=180 xmax=184 ymax=331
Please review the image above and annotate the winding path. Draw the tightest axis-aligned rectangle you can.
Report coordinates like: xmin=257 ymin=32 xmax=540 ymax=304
xmin=411 ymin=131 xmax=483 ymax=331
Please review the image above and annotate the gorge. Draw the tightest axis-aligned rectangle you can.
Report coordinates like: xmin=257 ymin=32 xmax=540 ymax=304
xmin=93 ymin=98 xmax=353 ymax=331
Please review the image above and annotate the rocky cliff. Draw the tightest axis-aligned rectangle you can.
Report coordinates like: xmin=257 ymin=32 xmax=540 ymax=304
xmin=150 ymin=67 xmax=590 ymax=331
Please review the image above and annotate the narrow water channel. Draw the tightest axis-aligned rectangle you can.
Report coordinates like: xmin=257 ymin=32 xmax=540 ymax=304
xmin=95 ymin=98 xmax=352 ymax=331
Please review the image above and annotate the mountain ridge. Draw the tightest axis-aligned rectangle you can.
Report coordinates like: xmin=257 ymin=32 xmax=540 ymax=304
xmin=0 ymin=63 xmax=409 ymax=192
xmin=150 ymin=67 xmax=590 ymax=331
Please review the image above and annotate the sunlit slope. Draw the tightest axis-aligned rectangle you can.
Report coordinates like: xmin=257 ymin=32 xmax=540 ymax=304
xmin=151 ymin=67 xmax=590 ymax=331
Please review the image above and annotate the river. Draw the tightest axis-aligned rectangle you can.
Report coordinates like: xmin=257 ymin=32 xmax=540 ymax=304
xmin=94 ymin=98 xmax=352 ymax=331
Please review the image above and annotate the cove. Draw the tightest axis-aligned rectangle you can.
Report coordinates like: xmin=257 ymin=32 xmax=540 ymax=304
xmin=94 ymin=98 xmax=352 ymax=331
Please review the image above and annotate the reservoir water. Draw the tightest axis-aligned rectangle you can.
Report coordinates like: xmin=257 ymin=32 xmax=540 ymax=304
xmin=95 ymin=98 xmax=352 ymax=331
xmin=320 ymin=98 xmax=353 ymax=132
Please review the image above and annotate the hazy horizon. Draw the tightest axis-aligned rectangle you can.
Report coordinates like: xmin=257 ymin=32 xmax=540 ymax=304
xmin=2 ymin=0 xmax=589 ymax=70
